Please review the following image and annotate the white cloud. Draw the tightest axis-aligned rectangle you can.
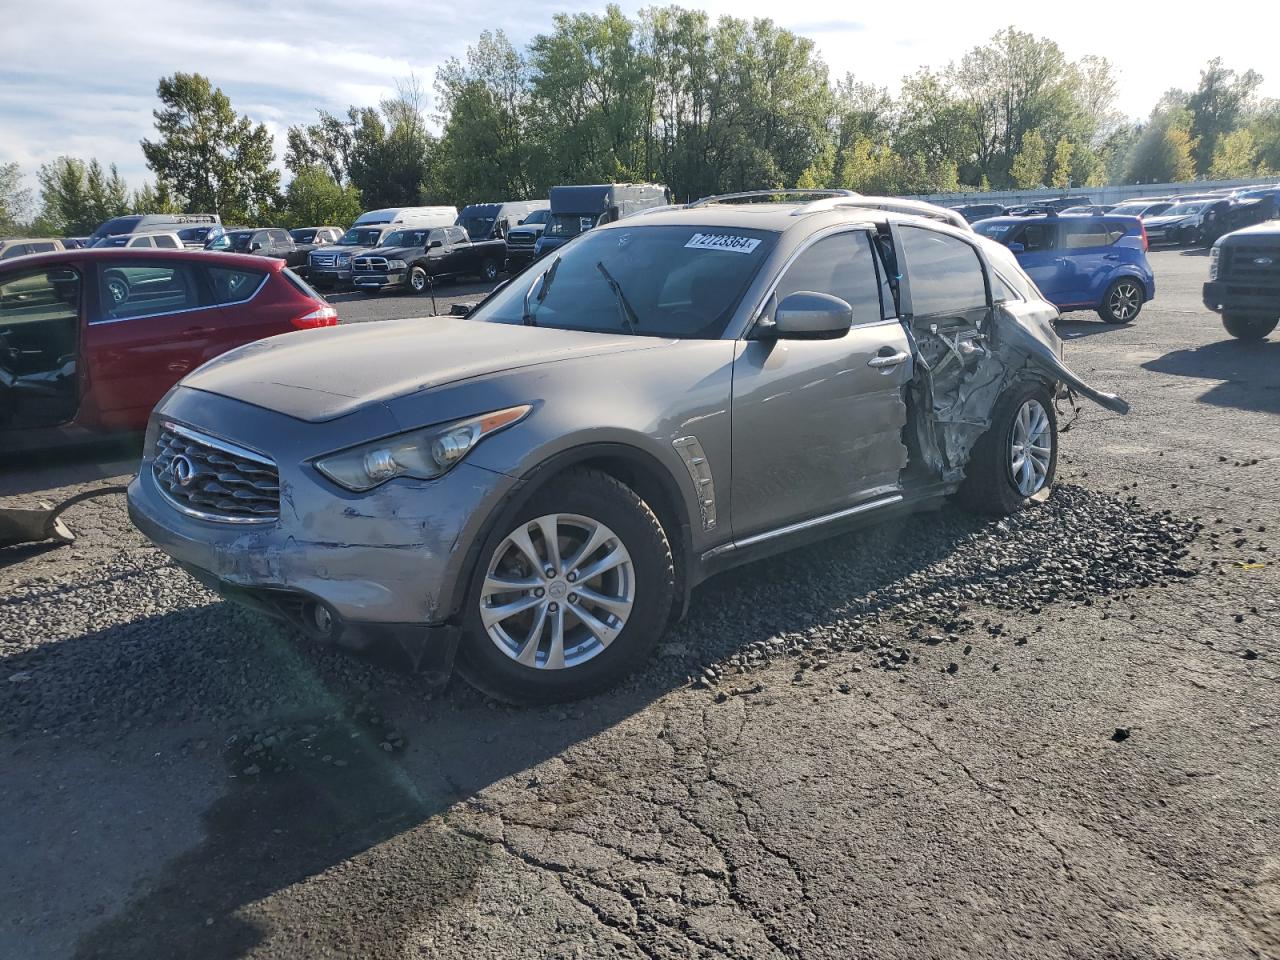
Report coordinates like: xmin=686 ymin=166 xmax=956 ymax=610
xmin=2 ymin=0 xmax=1276 ymax=201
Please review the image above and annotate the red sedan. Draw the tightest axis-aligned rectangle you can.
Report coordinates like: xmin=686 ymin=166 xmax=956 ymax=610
xmin=0 ymin=248 xmax=338 ymax=450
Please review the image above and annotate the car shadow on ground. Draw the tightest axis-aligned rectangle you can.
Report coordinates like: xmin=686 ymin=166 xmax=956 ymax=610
xmin=1141 ymin=338 xmax=1280 ymax=415
xmin=0 ymin=437 xmax=140 ymax=497
xmin=1054 ymin=317 xmax=1123 ymax=341
xmin=1 ymin=506 xmax=996 ymax=958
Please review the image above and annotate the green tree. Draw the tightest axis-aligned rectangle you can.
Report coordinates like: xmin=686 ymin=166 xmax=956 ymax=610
xmin=283 ymin=166 xmax=363 ymax=228
xmin=1126 ymin=108 xmax=1197 ymax=183
xmin=347 ymin=77 xmax=437 ymax=209
xmin=141 ymin=72 xmax=281 ymax=224
xmin=1050 ymin=136 xmax=1074 ymax=188
xmin=1010 ymin=130 xmax=1047 ymax=188
xmin=130 ymin=181 xmax=182 ymax=215
xmin=1208 ymin=128 xmax=1260 ymax=179
xmin=285 ymin=110 xmax=357 ymax=184
xmin=36 ymin=157 xmax=131 ymax=235
xmin=1186 ymin=58 xmax=1262 ymax=176
xmin=1248 ymin=99 xmax=1280 ymax=174
xmin=0 ymin=162 xmax=31 ymax=233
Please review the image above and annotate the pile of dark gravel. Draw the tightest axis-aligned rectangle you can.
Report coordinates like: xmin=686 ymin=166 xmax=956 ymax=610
xmin=666 ymin=485 xmax=1200 ymax=687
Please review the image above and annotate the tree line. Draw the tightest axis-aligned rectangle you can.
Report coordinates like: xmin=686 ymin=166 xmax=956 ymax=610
xmin=3 ymin=8 xmax=1279 ymax=237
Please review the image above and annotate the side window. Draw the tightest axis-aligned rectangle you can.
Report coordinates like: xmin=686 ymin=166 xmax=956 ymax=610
xmin=153 ymin=235 xmax=180 ymax=249
xmin=989 ymin=272 xmax=1020 ymax=303
xmin=132 ymin=236 xmax=154 ymax=249
xmin=0 ymin=245 xmax=28 ymax=260
xmin=253 ymin=231 xmax=269 ymax=249
xmin=1061 ymin=221 xmax=1113 ymax=249
xmin=205 ymin=265 xmax=268 ymax=305
xmin=428 ymin=229 xmax=446 ymax=247
xmin=1017 ymin=223 xmax=1056 ymax=252
xmin=95 ymin=261 xmax=204 ymax=321
xmin=0 ymin=266 xmax=81 ymax=328
xmin=448 ymin=226 xmax=466 ymax=244
xmin=771 ymin=231 xmax=885 ymax=326
xmin=898 ymin=226 xmax=989 ymax=319
xmin=270 ymin=229 xmax=290 ymax=245
xmin=29 ymin=242 xmax=58 ymax=254
xmin=1105 ymin=225 xmax=1128 ymax=245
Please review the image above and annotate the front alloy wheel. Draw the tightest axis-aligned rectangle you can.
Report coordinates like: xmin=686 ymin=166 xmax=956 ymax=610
xmin=409 ymin=266 xmax=428 ymax=293
xmin=480 ymin=513 xmax=635 ymax=670
xmin=459 ymin=468 xmax=674 ymax=703
xmin=482 ymin=259 xmax=500 ymax=282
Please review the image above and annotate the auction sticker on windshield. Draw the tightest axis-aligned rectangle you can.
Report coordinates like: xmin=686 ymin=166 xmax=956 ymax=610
xmin=685 ymin=233 xmax=762 ymax=255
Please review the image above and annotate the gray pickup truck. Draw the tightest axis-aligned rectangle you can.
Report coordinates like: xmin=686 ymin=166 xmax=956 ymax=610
xmin=351 ymin=226 xmax=508 ymax=294
xmin=1205 ymin=220 xmax=1280 ymax=340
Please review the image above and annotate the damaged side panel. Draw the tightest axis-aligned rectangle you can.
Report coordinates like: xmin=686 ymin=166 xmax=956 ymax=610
xmin=905 ymin=299 xmax=1128 ymax=484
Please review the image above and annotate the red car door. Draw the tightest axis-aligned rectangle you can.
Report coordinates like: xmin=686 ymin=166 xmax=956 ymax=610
xmin=80 ymin=257 xmax=220 ymax=431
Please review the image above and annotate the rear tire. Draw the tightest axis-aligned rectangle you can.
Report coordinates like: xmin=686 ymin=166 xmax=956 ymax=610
xmin=481 ymin=259 xmax=500 ymax=282
xmin=1223 ymin=313 xmax=1278 ymax=341
xmin=958 ymin=381 xmax=1058 ymax=516
xmin=457 ymin=469 xmax=675 ymax=704
xmin=1098 ymin=278 xmax=1144 ymax=324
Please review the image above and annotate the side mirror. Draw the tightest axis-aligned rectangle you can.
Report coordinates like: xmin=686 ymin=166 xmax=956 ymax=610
xmin=428 ymin=239 xmax=443 ymax=249
xmin=1007 ymin=242 xmax=1026 ymax=253
xmin=766 ymin=292 xmax=853 ymax=340
xmin=450 ymin=302 xmax=477 ymax=317
xmin=249 ymin=242 xmax=262 ymax=252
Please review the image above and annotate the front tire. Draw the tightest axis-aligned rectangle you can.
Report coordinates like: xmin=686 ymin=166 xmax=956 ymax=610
xmin=1099 ymin=278 xmax=1144 ymax=324
xmin=458 ymin=469 xmax=675 ymax=704
xmin=1223 ymin=313 xmax=1278 ymax=341
xmin=408 ymin=266 xmax=429 ymax=294
xmin=959 ymin=382 xmax=1058 ymax=516
xmin=481 ymin=259 xmax=500 ymax=283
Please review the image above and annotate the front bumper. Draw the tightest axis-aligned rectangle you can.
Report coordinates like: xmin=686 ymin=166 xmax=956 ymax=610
xmin=506 ymin=246 xmax=538 ymax=268
xmin=309 ymin=265 xmax=353 ymax=285
xmin=127 ymin=389 xmax=520 ymax=632
xmin=1203 ymin=279 xmax=1280 ymax=314
xmin=352 ymin=271 xmax=406 ymax=290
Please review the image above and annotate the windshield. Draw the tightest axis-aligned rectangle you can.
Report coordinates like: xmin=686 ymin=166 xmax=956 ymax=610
xmin=470 ymin=225 xmax=778 ymax=339
xmin=92 ymin=236 xmax=129 ymax=247
xmin=381 ymin=229 xmax=429 ymax=248
xmin=522 ymin=209 xmax=551 ymax=226
xmin=546 ymin=213 xmax=598 ymax=239
xmin=974 ymin=222 xmax=1016 ymax=241
xmin=177 ymin=226 xmax=214 ymax=242
xmin=290 ymin=229 xmax=317 ymax=243
xmin=1110 ymin=203 xmax=1147 ymax=214
xmin=338 ymin=228 xmax=384 ymax=246
xmin=457 ymin=217 xmax=494 ymax=239
xmin=1164 ymin=202 xmax=1208 ymax=217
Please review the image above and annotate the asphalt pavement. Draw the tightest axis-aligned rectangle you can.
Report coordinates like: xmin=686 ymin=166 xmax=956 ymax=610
xmin=1 ymin=250 xmax=1277 ymax=959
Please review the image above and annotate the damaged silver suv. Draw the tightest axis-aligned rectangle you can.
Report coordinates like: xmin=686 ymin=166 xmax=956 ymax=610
xmin=128 ymin=190 xmax=1127 ymax=703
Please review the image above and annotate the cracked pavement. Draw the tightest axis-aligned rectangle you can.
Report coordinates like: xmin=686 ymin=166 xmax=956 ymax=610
xmin=2 ymin=250 xmax=1278 ymax=959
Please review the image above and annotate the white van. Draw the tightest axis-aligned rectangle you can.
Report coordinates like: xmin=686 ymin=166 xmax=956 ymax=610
xmin=352 ymin=207 xmax=458 ymax=229
xmin=309 ymin=207 xmax=460 ymax=286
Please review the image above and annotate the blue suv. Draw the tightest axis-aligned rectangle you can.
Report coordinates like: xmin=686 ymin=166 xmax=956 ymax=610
xmin=973 ymin=214 xmax=1155 ymax=323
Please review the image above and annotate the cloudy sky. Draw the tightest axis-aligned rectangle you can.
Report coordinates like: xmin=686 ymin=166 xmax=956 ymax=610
xmin=2 ymin=0 xmax=1276 ymax=200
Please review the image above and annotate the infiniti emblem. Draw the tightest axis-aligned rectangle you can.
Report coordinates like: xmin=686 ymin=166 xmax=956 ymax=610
xmin=1255 ymin=257 xmax=1274 ymax=266
xmin=171 ymin=454 xmax=196 ymax=487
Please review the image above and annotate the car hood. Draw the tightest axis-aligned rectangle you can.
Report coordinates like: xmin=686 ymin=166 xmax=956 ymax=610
xmin=1144 ymin=214 xmax=1194 ymax=228
xmin=1221 ymin=221 xmax=1280 ymax=243
xmin=181 ymin=316 xmax=663 ymax=423
xmin=355 ymin=245 xmax=417 ymax=260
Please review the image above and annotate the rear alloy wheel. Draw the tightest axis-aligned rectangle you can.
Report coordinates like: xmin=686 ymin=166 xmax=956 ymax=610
xmin=459 ymin=469 xmax=674 ymax=703
xmin=481 ymin=259 xmax=500 ymax=282
xmin=1099 ymin=278 xmax=1144 ymax=324
xmin=1222 ymin=313 xmax=1279 ymax=341
xmin=959 ymin=381 xmax=1058 ymax=516
xmin=409 ymin=266 xmax=429 ymax=294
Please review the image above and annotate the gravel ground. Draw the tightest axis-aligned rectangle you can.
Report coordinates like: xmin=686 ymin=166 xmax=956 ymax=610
xmin=1 ymin=250 xmax=1278 ymax=959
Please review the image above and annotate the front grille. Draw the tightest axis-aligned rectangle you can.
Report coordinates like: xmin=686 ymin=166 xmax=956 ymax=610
xmin=310 ymin=252 xmax=336 ymax=268
xmin=506 ymin=232 xmax=536 ymax=247
xmin=154 ymin=423 xmax=280 ymax=523
xmin=1220 ymin=244 xmax=1280 ymax=284
xmin=353 ymin=256 xmax=389 ymax=272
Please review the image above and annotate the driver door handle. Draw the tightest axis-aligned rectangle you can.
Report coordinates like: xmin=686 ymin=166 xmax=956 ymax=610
xmin=868 ymin=351 xmax=910 ymax=368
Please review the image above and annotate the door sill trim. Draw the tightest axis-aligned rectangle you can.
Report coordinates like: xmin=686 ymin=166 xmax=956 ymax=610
xmin=703 ymin=493 xmax=903 ymax=562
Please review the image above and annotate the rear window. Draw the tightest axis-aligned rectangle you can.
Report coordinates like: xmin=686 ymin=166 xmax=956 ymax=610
xmin=290 ymin=229 xmax=318 ymax=243
xmin=281 ymin=269 xmax=325 ymax=302
xmin=898 ymin=227 xmax=988 ymax=318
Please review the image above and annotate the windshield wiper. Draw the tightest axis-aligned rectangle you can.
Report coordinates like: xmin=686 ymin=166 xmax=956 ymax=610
xmin=595 ymin=261 xmax=640 ymax=335
xmin=522 ymin=256 xmax=561 ymax=326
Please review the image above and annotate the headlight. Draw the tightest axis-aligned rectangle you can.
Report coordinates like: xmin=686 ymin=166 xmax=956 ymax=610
xmin=1209 ymin=245 xmax=1221 ymax=280
xmin=337 ymin=253 xmax=351 ymax=264
xmin=314 ymin=405 xmax=532 ymax=492
xmin=387 ymin=259 xmax=407 ymax=270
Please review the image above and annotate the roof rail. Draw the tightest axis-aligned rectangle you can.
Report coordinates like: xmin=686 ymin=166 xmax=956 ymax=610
xmin=686 ymin=189 xmax=857 ymax=208
xmin=803 ymin=197 xmax=973 ymax=231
